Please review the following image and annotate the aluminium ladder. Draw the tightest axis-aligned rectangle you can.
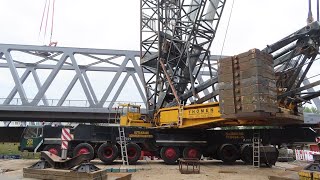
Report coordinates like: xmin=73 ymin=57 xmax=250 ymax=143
xmin=118 ymin=127 xmax=129 ymax=166
xmin=252 ymin=132 xmax=260 ymax=168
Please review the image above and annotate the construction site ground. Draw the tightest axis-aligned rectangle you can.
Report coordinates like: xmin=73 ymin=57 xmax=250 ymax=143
xmin=0 ymin=158 xmax=309 ymax=180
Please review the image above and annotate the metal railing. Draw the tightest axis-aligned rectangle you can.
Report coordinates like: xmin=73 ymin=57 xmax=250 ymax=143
xmin=0 ymin=98 xmax=145 ymax=108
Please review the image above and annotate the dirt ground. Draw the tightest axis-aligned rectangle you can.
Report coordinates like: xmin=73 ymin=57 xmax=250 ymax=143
xmin=0 ymin=159 xmax=308 ymax=180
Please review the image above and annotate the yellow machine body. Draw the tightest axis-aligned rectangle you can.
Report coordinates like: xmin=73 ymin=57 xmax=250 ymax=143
xmin=119 ymin=102 xmax=225 ymax=128
xmin=119 ymin=104 xmax=152 ymax=128
xmin=119 ymin=101 xmax=303 ymax=129
xmin=154 ymin=102 xmax=225 ymax=128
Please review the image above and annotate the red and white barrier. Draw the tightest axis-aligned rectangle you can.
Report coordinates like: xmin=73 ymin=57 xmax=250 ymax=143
xmin=295 ymin=150 xmax=304 ymax=161
xmin=295 ymin=149 xmax=320 ymax=162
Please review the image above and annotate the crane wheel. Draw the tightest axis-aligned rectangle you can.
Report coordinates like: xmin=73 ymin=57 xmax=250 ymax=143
xmin=97 ymin=143 xmax=118 ymax=164
xmin=73 ymin=143 xmax=95 ymax=160
xmin=44 ymin=145 xmax=61 ymax=156
xmin=240 ymin=144 xmax=252 ymax=164
xmin=218 ymin=144 xmax=239 ymax=164
xmin=160 ymin=146 xmax=180 ymax=165
xmin=127 ymin=143 xmax=141 ymax=164
xmin=182 ymin=147 xmax=202 ymax=159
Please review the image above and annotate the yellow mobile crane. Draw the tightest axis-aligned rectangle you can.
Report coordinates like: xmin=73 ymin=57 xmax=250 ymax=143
xmin=116 ymin=0 xmax=320 ymax=166
xmin=119 ymin=0 xmax=320 ymax=129
xmin=121 ymin=39 xmax=320 ymax=129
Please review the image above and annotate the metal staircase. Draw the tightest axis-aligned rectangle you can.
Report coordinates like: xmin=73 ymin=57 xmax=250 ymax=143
xmin=118 ymin=127 xmax=129 ymax=166
xmin=253 ymin=132 xmax=261 ymax=168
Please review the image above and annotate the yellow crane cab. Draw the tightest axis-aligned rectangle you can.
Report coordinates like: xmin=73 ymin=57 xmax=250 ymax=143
xmin=119 ymin=104 xmax=152 ymax=128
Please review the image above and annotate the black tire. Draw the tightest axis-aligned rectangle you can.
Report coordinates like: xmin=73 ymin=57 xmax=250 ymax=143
xmin=127 ymin=143 xmax=141 ymax=164
xmin=240 ymin=144 xmax=252 ymax=164
xmin=219 ymin=144 xmax=239 ymax=164
xmin=160 ymin=146 xmax=180 ymax=165
xmin=265 ymin=162 xmax=273 ymax=168
xmin=43 ymin=145 xmax=61 ymax=156
xmin=182 ymin=146 xmax=202 ymax=159
xmin=262 ymin=146 xmax=279 ymax=167
xmin=97 ymin=143 xmax=118 ymax=164
xmin=73 ymin=143 xmax=94 ymax=160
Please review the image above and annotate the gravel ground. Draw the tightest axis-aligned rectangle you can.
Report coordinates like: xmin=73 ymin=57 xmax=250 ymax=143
xmin=0 ymin=159 xmax=306 ymax=180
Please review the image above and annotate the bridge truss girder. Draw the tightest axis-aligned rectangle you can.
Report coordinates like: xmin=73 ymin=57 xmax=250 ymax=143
xmin=0 ymin=44 xmax=146 ymax=109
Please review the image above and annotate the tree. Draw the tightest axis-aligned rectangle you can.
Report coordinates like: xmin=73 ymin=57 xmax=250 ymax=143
xmin=304 ymin=106 xmax=320 ymax=114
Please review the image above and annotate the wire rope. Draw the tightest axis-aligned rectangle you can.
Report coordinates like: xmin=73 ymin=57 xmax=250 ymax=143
xmin=219 ymin=0 xmax=235 ymax=59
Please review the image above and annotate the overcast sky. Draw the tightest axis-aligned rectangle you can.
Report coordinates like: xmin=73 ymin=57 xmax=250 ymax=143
xmin=0 ymin=0 xmax=319 ymax=106
xmin=0 ymin=0 xmax=312 ymax=53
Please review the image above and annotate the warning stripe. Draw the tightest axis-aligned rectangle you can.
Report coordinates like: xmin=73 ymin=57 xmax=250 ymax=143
xmin=62 ymin=141 xmax=68 ymax=147
xmin=61 ymin=141 xmax=68 ymax=149
xmin=61 ymin=133 xmax=70 ymax=141
xmin=63 ymin=128 xmax=71 ymax=138
xmin=61 ymin=133 xmax=71 ymax=141
xmin=60 ymin=128 xmax=73 ymax=150
xmin=62 ymin=128 xmax=72 ymax=141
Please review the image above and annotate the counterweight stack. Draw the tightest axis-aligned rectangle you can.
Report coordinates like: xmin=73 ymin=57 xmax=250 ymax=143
xmin=218 ymin=21 xmax=320 ymax=124
xmin=219 ymin=49 xmax=278 ymax=119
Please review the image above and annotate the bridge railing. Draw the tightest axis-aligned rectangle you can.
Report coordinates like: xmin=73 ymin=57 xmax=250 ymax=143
xmin=0 ymin=98 xmax=145 ymax=109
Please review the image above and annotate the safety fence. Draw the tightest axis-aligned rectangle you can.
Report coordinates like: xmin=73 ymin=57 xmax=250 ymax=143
xmin=295 ymin=149 xmax=320 ymax=161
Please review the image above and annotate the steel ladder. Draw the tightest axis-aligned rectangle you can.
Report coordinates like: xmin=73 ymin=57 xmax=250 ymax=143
xmin=252 ymin=132 xmax=260 ymax=168
xmin=118 ymin=127 xmax=129 ymax=166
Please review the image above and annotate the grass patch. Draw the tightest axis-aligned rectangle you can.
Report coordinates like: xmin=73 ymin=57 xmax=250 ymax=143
xmin=0 ymin=142 xmax=20 ymax=154
xmin=0 ymin=142 xmax=40 ymax=159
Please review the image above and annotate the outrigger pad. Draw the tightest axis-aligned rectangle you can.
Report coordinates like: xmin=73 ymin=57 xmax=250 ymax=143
xmin=29 ymin=160 xmax=51 ymax=169
xmin=39 ymin=151 xmax=92 ymax=169
xmin=73 ymin=163 xmax=100 ymax=173
xmin=304 ymin=163 xmax=320 ymax=172
xmin=304 ymin=154 xmax=320 ymax=172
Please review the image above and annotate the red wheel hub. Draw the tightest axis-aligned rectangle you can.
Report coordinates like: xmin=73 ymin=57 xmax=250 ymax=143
xmin=48 ymin=148 xmax=58 ymax=155
xmin=165 ymin=148 xmax=176 ymax=159
xmin=128 ymin=147 xmax=137 ymax=159
xmin=77 ymin=148 xmax=89 ymax=156
xmin=223 ymin=149 xmax=233 ymax=157
xmin=103 ymin=147 xmax=113 ymax=158
xmin=187 ymin=148 xmax=198 ymax=158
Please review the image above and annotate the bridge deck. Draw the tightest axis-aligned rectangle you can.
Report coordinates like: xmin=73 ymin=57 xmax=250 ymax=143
xmin=0 ymin=106 xmax=121 ymax=123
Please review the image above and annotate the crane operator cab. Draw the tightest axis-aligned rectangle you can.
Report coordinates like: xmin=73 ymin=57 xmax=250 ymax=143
xmin=19 ymin=126 xmax=44 ymax=152
xmin=119 ymin=104 xmax=152 ymax=128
